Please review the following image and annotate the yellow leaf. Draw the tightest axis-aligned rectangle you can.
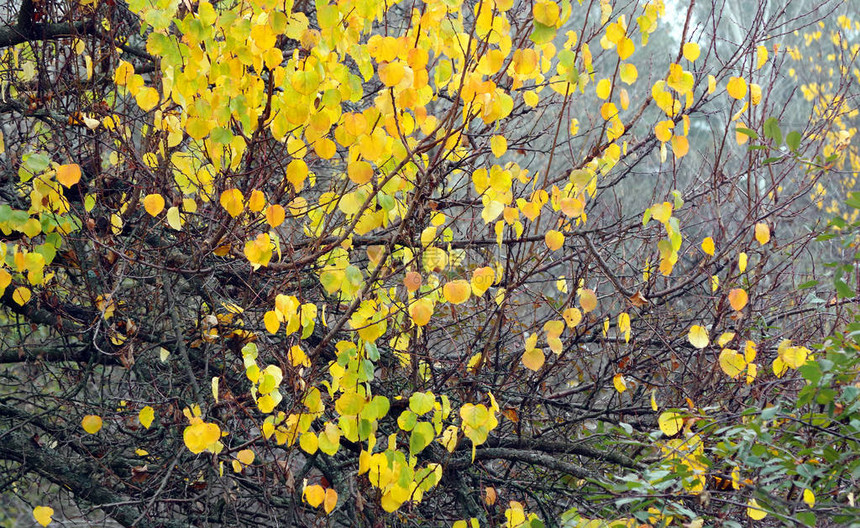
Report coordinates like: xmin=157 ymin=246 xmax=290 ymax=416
xmin=82 ymin=414 xmax=103 ymax=434
xmin=324 ymin=488 xmax=338 ymax=514
xmin=755 ymin=223 xmax=770 ymax=245
xmin=617 ymin=37 xmax=634 ymax=60
xmin=56 ymin=164 xmax=81 ymax=188
xmin=12 ymin=286 xmax=31 ymax=305
xmin=738 ymin=252 xmax=748 ymax=272
xmin=443 ymin=280 xmax=471 ymax=304
xmin=683 ymin=42 xmax=700 ymax=61
xmin=404 ymin=271 xmax=422 ymax=292
xmin=719 ymin=349 xmax=746 ymax=378
xmin=728 ymin=288 xmax=748 ymax=311
xmin=562 ymin=307 xmax=582 ymax=328
xmin=135 ymin=86 xmax=160 ymax=111
xmin=651 ymin=389 xmax=658 ymax=411
xmin=220 ymin=189 xmax=244 ymax=217
xmin=33 ymin=506 xmax=54 ymax=527
xmin=471 ymin=267 xmax=495 ymax=296
xmin=620 ymin=64 xmax=638 ymax=85
xmin=727 ymin=76 xmax=748 ymax=100
xmin=143 ymin=194 xmax=165 ymax=216
xmin=183 ymin=421 xmax=221 ymax=454
xmin=265 ymin=204 xmax=286 ymax=227
xmin=236 ymin=448 xmax=255 ymax=466
xmin=139 ymin=406 xmax=155 ymax=428
xmin=248 ymin=190 xmax=266 ymax=212
xmin=701 ymin=237 xmax=715 ymax=256
xmin=688 ymin=325 xmax=709 ymax=349
xmin=750 ymin=83 xmax=762 ymax=105
xmin=579 ymin=288 xmax=597 ymax=313
xmin=304 ymin=484 xmax=325 ymax=507
xmin=264 ymin=310 xmax=280 ymax=334
xmin=658 ymin=411 xmax=683 ymax=436
xmin=756 ymin=45 xmax=769 ymax=69
xmin=544 ymin=230 xmax=565 ymax=251
xmin=803 ymin=489 xmax=815 ymax=507
xmin=212 ymin=376 xmax=219 ymax=403
xmin=490 ymin=135 xmax=507 ymax=157
xmin=613 ymin=373 xmax=627 ymax=393
xmin=409 ymin=298 xmax=434 ymax=326
xmin=708 ymin=74 xmax=716 ymax=94
xmin=347 ymin=160 xmax=373 ymax=185
xmin=521 ymin=347 xmax=545 ymax=371
xmin=746 ymin=498 xmax=767 ymax=520
xmin=596 ymin=78 xmax=612 ymax=100
xmin=166 ymin=207 xmax=183 ymax=230
xmin=671 ymin=135 xmax=689 ymax=158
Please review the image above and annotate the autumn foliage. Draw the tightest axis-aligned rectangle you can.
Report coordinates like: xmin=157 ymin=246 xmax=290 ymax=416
xmin=1 ymin=0 xmax=859 ymax=526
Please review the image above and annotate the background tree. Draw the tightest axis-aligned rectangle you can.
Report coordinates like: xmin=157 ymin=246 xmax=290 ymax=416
xmin=0 ymin=0 xmax=858 ymax=526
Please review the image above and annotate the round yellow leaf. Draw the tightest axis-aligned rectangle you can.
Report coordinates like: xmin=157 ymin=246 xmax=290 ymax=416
xmin=490 ymin=135 xmax=507 ymax=157
xmin=139 ymin=406 xmax=155 ymax=429
xmin=728 ymin=288 xmax=748 ymax=311
xmin=521 ymin=347 xmax=545 ymax=371
xmin=701 ymin=237 xmax=715 ymax=256
xmin=265 ymin=204 xmax=286 ymax=227
xmin=718 ymin=349 xmax=746 ymax=379
xmin=727 ymin=76 xmax=748 ymax=100
xmin=682 ymin=42 xmax=700 ymax=61
xmin=248 ymin=190 xmax=266 ymax=212
xmin=746 ymin=498 xmax=767 ymax=520
xmin=545 ymin=230 xmax=565 ymax=251
xmin=143 ymin=194 xmax=165 ymax=216
xmin=613 ymin=373 xmax=627 ymax=393
xmin=220 ymin=189 xmax=244 ymax=218
xmin=658 ymin=411 xmax=683 ymax=436
xmin=409 ymin=298 xmax=434 ymax=326
xmin=304 ymin=484 xmax=325 ymax=507
xmin=56 ymin=164 xmax=82 ymax=188
xmin=347 ymin=160 xmax=373 ymax=185
xmin=443 ymin=280 xmax=471 ymax=304
xmin=688 ymin=325 xmax=709 ymax=349
xmin=579 ymin=289 xmax=598 ymax=313
xmin=82 ymin=414 xmax=103 ymax=434
xmin=135 ymin=86 xmax=160 ymax=111
xmin=264 ymin=310 xmax=280 ymax=334
xmin=183 ymin=421 xmax=221 ymax=454
xmin=12 ymin=286 xmax=31 ymax=306
xmin=236 ymin=448 xmax=255 ymax=466
xmin=755 ymin=222 xmax=770 ymax=245
xmin=562 ymin=307 xmax=583 ymax=328
xmin=471 ymin=267 xmax=495 ymax=296
xmin=33 ymin=506 xmax=54 ymax=527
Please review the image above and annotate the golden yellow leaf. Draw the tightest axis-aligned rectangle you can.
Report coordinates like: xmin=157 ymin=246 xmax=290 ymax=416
xmin=264 ymin=310 xmax=280 ymax=334
xmin=727 ymin=76 xmax=748 ymax=99
xmin=56 ymin=164 xmax=81 ymax=188
xmin=620 ymin=63 xmax=638 ymax=85
xmin=803 ymin=489 xmax=815 ymax=507
xmin=728 ymin=288 xmax=748 ymax=311
xmin=562 ymin=307 xmax=582 ymax=327
xmin=701 ymin=237 xmax=715 ymax=256
xmin=755 ymin=223 xmax=770 ymax=245
xmin=304 ymin=484 xmax=325 ymax=507
xmin=143 ymin=194 xmax=165 ymax=216
xmin=443 ymin=280 xmax=471 ymax=304
xmin=579 ymin=288 xmax=597 ymax=313
xmin=756 ymin=45 xmax=769 ymax=69
xmin=324 ymin=488 xmax=338 ymax=514
xmin=248 ymin=190 xmax=266 ymax=212
xmin=746 ymin=499 xmax=767 ymax=520
xmin=409 ymin=298 xmax=434 ymax=326
xmin=265 ymin=204 xmax=285 ymax=227
xmin=12 ymin=286 xmax=31 ymax=305
xmin=617 ymin=37 xmax=634 ymax=60
xmin=544 ymin=230 xmax=565 ymax=251
xmin=471 ymin=267 xmax=495 ymax=296
xmin=139 ymin=406 xmax=155 ymax=429
xmin=688 ymin=325 xmax=709 ymax=349
xmin=683 ymin=42 xmax=700 ymax=61
xmin=613 ymin=373 xmax=627 ymax=393
xmin=236 ymin=449 xmax=255 ymax=466
xmin=521 ymin=347 xmax=545 ymax=371
xmin=484 ymin=486 xmax=497 ymax=506
xmin=33 ymin=506 xmax=53 ymax=527
xmin=672 ymin=135 xmax=689 ymax=158
xmin=82 ymin=414 xmax=103 ymax=434
xmin=658 ymin=411 xmax=683 ymax=436
xmin=220 ymin=189 xmax=244 ymax=217
xmin=708 ymin=74 xmax=716 ymax=94
xmin=347 ymin=160 xmax=373 ymax=185
xmin=135 ymin=86 xmax=160 ymax=111
xmin=490 ymin=135 xmax=507 ymax=157
xmin=738 ymin=252 xmax=748 ymax=272
xmin=596 ymin=78 xmax=612 ymax=100
xmin=183 ymin=421 xmax=221 ymax=454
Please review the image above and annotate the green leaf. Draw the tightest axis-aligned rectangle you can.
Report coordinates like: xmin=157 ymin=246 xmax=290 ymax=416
xmin=834 ymin=278 xmax=853 ymax=299
xmin=763 ymin=117 xmax=782 ymax=147
xmin=735 ymin=127 xmax=758 ymax=139
xmin=530 ymin=21 xmax=556 ymax=45
xmin=409 ymin=422 xmax=434 ymax=455
xmin=786 ymin=130 xmax=801 ymax=151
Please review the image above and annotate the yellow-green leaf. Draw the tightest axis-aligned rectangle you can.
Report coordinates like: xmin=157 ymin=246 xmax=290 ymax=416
xmin=658 ymin=411 xmax=683 ymax=436
xmin=688 ymin=325 xmax=709 ymax=349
